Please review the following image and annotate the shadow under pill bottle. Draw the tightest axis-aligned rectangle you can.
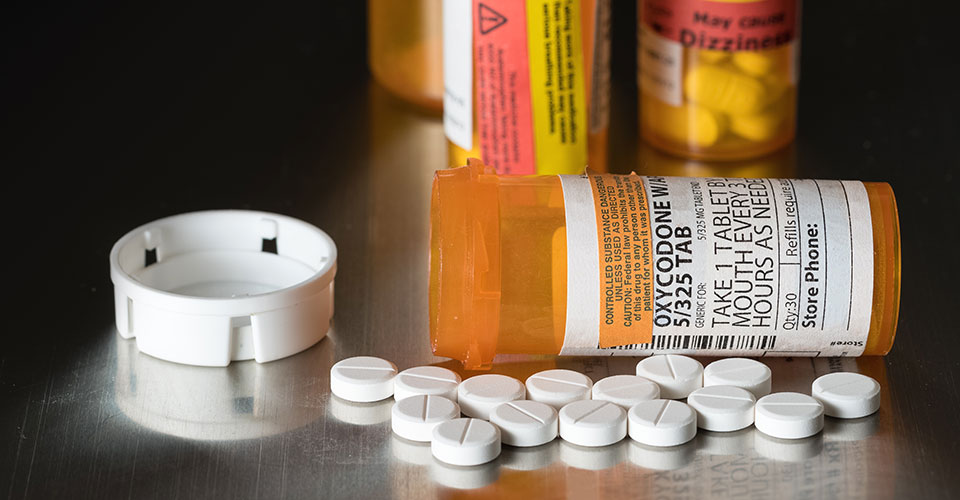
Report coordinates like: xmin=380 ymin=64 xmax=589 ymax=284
xmin=430 ymin=160 xmax=900 ymax=369
xmin=443 ymin=0 xmax=612 ymax=174
xmin=638 ymin=0 xmax=801 ymax=160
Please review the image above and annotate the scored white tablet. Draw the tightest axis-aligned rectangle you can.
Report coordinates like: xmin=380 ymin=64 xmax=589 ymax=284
xmin=391 ymin=395 xmax=460 ymax=442
xmin=489 ymin=400 xmax=559 ymax=447
xmin=558 ymin=400 xmax=627 ymax=447
xmin=703 ymin=358 xmax=772 ymax=398
xmin=635 ymin=355 xmax=703 ymax=399
xmin=755 ymin=392 xmax=824 ymax=439
xmin=686 ymin=385 xmax=756 ymax=432
xmin=525 ymin=369 xmax=593 ymax=410
xmin=627 ymin=399 xmax=697 ymax=447
xmin=458 ymin=374 xmax=526 ymax=420
xmin=330 ymin=356 xmax=398 ymax=402
xmin=431 ymin=418 xmax=502 ymax=466
xmin=811 ymin=372 xmax=881 ymax=419
xmin=394 ymin=366 xmax=462 ymax=402
xmin=591 ymin=375 xmax=660 ymax=408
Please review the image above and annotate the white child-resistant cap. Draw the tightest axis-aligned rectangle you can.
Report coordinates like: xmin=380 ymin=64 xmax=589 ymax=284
xmin=110 ymin=210 xmax=337 ymax=366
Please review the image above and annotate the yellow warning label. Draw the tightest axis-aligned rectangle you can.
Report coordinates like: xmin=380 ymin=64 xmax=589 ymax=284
xmin=526 ymin=0 xmax=589 ymax=175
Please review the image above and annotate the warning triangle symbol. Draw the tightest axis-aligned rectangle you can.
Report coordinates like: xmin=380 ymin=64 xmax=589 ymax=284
xmin=478 ymin=3 xmax=507 ymax=35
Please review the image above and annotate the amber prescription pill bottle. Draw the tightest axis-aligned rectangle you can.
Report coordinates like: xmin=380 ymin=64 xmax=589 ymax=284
xmin=368 ymin=0 xmax=443 ymax=110
xmin=430 ymin=161 xmax=900 ymax=369
xmin=638 ymin=0 xmax=800 ymax=160
xmin=443 ymin=0 xmax=612 ymax=174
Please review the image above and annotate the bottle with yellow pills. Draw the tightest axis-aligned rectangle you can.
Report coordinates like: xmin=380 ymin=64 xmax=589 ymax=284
xmin=638 ymin=0 xmax=800 ymax=160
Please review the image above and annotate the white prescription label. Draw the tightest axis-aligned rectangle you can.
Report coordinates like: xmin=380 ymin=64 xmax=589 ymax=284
xmin=637 ymin=26 xmax=683 ymax=107
xmin=443 ymin=0 xmax=473 ymax=150
xmin=559 ymin=174 xmax=874 ymax=357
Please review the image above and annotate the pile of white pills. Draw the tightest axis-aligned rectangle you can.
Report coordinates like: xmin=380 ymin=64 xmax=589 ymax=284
xmin=329 ymin=355 xmax=881 ymax=467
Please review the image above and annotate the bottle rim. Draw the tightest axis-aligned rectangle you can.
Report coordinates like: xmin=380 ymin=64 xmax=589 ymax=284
xmin=429 ymin=160 xmax=502 ymax=369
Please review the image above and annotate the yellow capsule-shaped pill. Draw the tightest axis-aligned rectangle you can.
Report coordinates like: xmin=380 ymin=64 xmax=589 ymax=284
xmin=684 ymin=65 xmax=767 ymax=116
xmin=733 ymin=51 xmax=775 ymax=76
xmin=763 ymin=73 xmax=790 ymax=105
xmin=693 ymin=49 xmax=729 ymax=64
xmin=735 ymin=45 xmax=793 ymax=77
xmin=729 ymin=95 xmax=789 ymax=142
xmin=643 ymin=99 xmax=725 ymax=147
xmin=730 ymin=111 xmax=782 ymax=142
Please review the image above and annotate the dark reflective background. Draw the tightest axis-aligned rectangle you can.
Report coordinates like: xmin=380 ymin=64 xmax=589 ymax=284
xmin=1 ymin=1 xmax=958 ymax=498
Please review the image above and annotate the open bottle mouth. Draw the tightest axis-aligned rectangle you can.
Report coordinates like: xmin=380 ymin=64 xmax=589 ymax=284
xmin=429 ymin=160 xmax=502 ymax=370
xmin=864 ymin=182 xmax=901 ymax=355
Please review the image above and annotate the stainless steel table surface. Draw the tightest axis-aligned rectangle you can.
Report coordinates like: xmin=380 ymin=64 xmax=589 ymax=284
xmin=1 ymin=2 xmax=958 ymax=499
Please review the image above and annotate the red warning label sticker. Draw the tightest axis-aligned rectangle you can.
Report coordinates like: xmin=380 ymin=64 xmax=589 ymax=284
xmin=478 ymin=3 xmax=507 ymax=34
xmin=642 ymin=0 xmax=797 ymax=51
xmin=472 ymin=0 xmax=537 ymax=175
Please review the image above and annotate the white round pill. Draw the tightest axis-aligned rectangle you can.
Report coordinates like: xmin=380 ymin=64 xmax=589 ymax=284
xmin=703 ymin=358 xmax=772 ymax=398
xmin=591 ymin=375 xmax=660 ymax=408
xmin=627 ymin=399 xmax=697 ymax=447
xmin=394 ymin=366 xmax=462 ymax=402
xmin=525 ymin=369 xmax=593 ymax=409
xmin=558 ymin=400 xmax=627 ymax=447
xmin=330 ymin=356 xmax=397 ymax=402
xmin=458 ymin=374 xmax=526 ymax=420
xmin=686 ymin=385 xmax=756 ymax=432
xmin=489 ymin=400 xmax=558 ymax=447
xmin=635 ymin=355 xmax=703 ymax=399
xmin=755 ymin=392 xmax=824 ymax=439
xmin=391 ymin=395 xmax=461 ymax=442
xmin=431 ymin=418 xmax=501 ymax=466
xmin=811 ymin=372 xmax=881 ymax=418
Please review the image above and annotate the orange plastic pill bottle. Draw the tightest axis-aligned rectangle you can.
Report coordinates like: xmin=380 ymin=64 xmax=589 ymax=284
xmin=638 ymin=0 xmax=800 ymax=160
xmin=430 ymin=161 xmax=900 ymax=369
xmin=368 ymin=0 xmax=443 ymax=110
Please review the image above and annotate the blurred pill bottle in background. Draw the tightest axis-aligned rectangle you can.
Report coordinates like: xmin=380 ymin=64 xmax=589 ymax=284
xmin=638 ymin=0 xmax=800 ymax=160
xmin=443 ymin=0 xmax=612 ymax=174
xmin=368 ymin=0 xmax=444 ymax=111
